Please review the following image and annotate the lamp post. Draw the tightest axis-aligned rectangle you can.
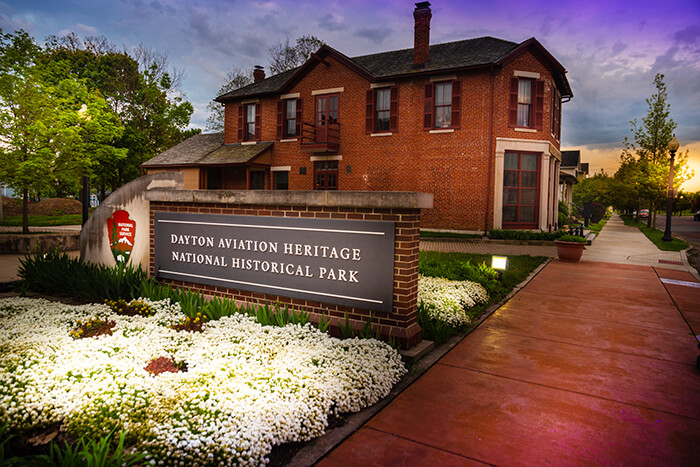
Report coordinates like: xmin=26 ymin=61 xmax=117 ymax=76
xmin=661 ymin=136 xmax=680 ymax=242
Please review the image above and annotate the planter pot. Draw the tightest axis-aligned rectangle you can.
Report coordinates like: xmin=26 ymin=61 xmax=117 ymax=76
xmin=555 ymin=240 xmax=586 ymax=262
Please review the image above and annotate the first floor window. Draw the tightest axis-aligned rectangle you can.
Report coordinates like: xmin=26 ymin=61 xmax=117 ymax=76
xmin=314 ymin=160 xmax=338 ymax=190
xmin=250 ymin=171 xmax=264 ymax=190
xmin=503 ymin=152 xmax=539 ymax=227
xmin=274 ymin=171 xmax=289 ymax=190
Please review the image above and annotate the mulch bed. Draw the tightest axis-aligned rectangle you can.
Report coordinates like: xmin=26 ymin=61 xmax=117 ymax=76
xmin=2 ymin=197 xmax=83 ymax=217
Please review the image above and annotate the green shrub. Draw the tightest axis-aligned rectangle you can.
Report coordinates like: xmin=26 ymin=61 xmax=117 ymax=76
xmin=18 ymin=247 xmax=146 ymax=301
xmin=558 ymin=211 xmax=567 ymax=227
xmin=557 ymin=234 xmax=586 ymax=243
xmin=488 ymin=229 xmax=564 ymax=241
xmin=558 ymin=200 xmax=569 ymax=217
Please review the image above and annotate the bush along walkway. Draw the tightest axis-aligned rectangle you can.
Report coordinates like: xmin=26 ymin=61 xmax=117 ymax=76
xmin=318 ymin=260 xmax=700 ymax=466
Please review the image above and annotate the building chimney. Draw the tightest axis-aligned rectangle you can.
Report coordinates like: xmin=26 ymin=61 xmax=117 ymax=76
xmin=413 ymin=2 xmax=431 ymax=67
xmin=253 ymin=65 xmax=265 ymax=83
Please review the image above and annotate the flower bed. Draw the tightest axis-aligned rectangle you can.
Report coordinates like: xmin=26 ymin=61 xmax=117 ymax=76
xmin=0 ymin=297 xmax=406 ymax=465
xmin=417 ymin=275 xmax=489 ymax=327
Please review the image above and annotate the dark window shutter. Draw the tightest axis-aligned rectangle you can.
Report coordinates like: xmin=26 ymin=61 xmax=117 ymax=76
xmin=276 ymin=100 xmax=283 ymax=139
xmin=508 ymin=78 xmax=518 ymax=127
xmin=423 ymin=83 xmax=433 ymax=130
xmin=255 ymin=103 xmax=261 ymax=140
xmin=451 ymin=80 xmax=461 ymax=129
xmin=389 ymin=86 xmax=399 ymax=132
xmin=534 ymin=80 xmax=544 ymax=130
xmin=295 ymin=98 xmax=302 ymax=136
xmin=365 ymin=89 xmax=374 ymax=134
xmin=237 ymin=104 xmax=244 ymax=142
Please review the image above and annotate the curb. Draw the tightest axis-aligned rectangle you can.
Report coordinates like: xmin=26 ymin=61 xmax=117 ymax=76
xmin=287 ymin=257 xmax=553 ymax=466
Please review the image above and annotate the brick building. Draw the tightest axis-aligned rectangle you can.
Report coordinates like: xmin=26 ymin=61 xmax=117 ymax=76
xmin=143 ymin=2 xmax=573 ymax=231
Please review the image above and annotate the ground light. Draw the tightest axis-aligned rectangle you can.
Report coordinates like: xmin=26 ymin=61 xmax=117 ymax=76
xmin=662 ymin=135 xmax=680 ymax=242
xmin=491 ymin=255 xmax=508 ymax=280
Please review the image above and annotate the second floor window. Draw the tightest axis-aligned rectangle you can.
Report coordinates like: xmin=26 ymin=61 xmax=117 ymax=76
xmin=509 ymin=77 xmax=544 ymax=130
xmin=423 ymin=80 xmax=461 ymax=130
xmin=376 ymin=88 xmax=390 ymax=131
xmin=238 ymin=102 xmax=261 ymax=141
xmin=365 ymin=86 xmax=398 ymax=133
xmin=435 ymin=82 xmax=452 ymax=128
xmin=277 ymin=98 xmax=302 ymax=139
xmin=246 ymin=104 xmax=256 ymax=140
xmin=517 ymin=79 xmax=532 ymax=127
xmin=316 ymin=94 xmax=338 ymax=125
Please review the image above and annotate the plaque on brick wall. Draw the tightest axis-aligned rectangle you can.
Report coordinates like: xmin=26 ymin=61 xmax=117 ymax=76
xmin=154 ymin=212 xmax=395 ymax=313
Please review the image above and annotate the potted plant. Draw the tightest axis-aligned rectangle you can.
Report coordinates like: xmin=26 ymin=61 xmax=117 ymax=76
xmin=555 ymin=234 xmax=587 ymax=262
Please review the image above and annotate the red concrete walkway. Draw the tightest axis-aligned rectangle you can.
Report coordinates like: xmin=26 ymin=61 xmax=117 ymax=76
xmin=318 ymin=260 xmax=700 ymax=465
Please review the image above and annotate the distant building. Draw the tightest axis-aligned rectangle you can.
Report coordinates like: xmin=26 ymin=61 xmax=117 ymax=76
xmin=559 ymin=150 xmax=588 ymax=211
xmin=143 ymin=2 xmax=572 ymax=232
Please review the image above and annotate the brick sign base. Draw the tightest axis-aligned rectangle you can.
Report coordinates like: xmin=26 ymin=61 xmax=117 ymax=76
xmin=146 ymin=190 xmax=433 ymax=349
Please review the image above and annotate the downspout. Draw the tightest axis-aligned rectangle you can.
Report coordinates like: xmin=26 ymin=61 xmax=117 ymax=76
xmin=483 ymin=66 xmax=496 ymax=235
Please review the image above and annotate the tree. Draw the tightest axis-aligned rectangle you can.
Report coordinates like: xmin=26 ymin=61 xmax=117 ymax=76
xmin=268 ymin=35 xmax=325 ymax=74
xmin=621 ymin=73 xmax=693 ymax=227
xmin=206 ymin=68 xmax=252 ymax=132
xmin=0 ymin=29 xmax=126 ymax=233
xmin=43 ymin=35 xmax=197 ymax=197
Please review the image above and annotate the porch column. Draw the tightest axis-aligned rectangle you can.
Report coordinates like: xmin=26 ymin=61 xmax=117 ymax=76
xmin=493 ymin=148 xmax=505 ymax=229
xmin=246 ymin=167 xmax=250 ymax=190
xmin=539 ymin=153 xmax=551 ymax=231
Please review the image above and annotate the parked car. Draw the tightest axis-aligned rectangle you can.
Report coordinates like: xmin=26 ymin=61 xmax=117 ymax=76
xmin=694 ymin=210 xmax=700 ymax=221
xmin=639 ymin=209 xmax=649 ymax=219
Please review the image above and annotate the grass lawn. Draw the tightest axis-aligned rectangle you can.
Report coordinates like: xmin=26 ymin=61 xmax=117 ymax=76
xmin=587 ymin=218 xmax=607 ymax=234
xmin=620 ymin=214 xmax=689 ymax=251
xmin=1 ymin=214 xmax=83 ymax=226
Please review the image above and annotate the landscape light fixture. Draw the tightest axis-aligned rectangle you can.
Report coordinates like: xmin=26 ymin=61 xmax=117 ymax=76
xmin=491 ymin=255 xmax=508 ymax=280
xmin=662 ymin=136 xmax=680 ymax=242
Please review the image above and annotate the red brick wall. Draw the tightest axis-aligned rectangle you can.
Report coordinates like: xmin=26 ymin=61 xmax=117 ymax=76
xmin=149 ymin=200 xmax=423 ymax=349
xmin=223 ymin=48 xmax=562 ymax=232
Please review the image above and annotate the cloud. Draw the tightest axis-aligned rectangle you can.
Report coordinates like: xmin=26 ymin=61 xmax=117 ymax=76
xmin=75 ymin=23 xmax=99 ymax=35
xmin=318 ymin=13 xmax=348 ymax=32
xmin=353 ymin=27 xmax=394 ymax=43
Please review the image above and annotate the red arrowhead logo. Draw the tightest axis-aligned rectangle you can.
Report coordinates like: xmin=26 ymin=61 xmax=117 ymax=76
xmin=107 ymin=210 xmax=136 ymax=266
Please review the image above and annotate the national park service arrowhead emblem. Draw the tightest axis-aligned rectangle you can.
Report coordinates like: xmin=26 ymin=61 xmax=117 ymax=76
xmin=107 ymin=210 xmax=135 ymax=265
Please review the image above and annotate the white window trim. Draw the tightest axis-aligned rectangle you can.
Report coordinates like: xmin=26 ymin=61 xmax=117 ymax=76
xmin=370 ymin=82 xmax=395 ymax=89
xmin=514 ymin=70 xmax=540 ymax=79
xmin=493 ymin=138 xmax=559 ymax=231
xmin=241 ymin=141 xmax=257 ymax=146
xmin=280 ymin=92 xmax=300 ymax=99
xmin=371 ymin=132 xmax=393 ymax=137
xmin=241 ymin=98 xmax=259 ymax=104
xmin=310 ymin=155 xmax=342 ymax=161
xmin=280 ymin=138 xmax=298 ymax=143
xmin=430 ymin=75 xmax=457 ymax=82
xmin=311 ymin=87 xmax=344 ymax=95
xmin=429 ymin=129 xmax=455 ymax=134
xmin=514 ymin=127 xmax=538 ymax=133
xmin=270 ymin=166 xmax=291 ymax=172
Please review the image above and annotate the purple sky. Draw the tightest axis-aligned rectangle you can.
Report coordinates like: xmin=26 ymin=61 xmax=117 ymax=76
xmin=2 ymin=0 xmax=699 ymax=189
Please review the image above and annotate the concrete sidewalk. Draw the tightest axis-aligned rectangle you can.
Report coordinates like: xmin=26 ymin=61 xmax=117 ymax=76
xmin=318 ymin=215 xmax=700 ymax=465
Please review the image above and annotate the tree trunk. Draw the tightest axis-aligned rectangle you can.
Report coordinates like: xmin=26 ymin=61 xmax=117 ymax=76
xmin=22 ymin=188 xmax=29 ymax=235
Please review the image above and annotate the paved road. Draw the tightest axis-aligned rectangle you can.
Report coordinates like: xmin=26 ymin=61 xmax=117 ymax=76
xmin=653 ymin=215 xmax=700 ymax=247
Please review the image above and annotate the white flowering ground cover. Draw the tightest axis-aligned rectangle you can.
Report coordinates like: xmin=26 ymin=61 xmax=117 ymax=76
xmin=0 ymin=297 xmax=406 ymax=465
xmin=417 ymin=275 xmax=489 ymax=326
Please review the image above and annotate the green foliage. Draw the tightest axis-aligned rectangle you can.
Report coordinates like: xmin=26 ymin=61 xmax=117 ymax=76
xmin=620 ymin=215 xmax=689 ymax=251
xmin=488 ymin=229 xmax=564 ymax=241
xmin=338 ymin=313 xmax=355 ymax=339
xmin=18 ymin=247 xmax=145 ymax=301
xmin=316 ymin=313 xmax=332 ymax=333
xmin=558 ymin=211 xmax=567 ymax=227
xmin=557 ymin=234 xmax=587 ymax=243
xmin=1 ymin=214 xmax=83 ymax=226
xmin=35 ymin=431 xmax=145 ymax=467
xmin=558 ymin=200 xmax=569 ymax=217
xmin=417 ymin=302 xmax=465 ymax=345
